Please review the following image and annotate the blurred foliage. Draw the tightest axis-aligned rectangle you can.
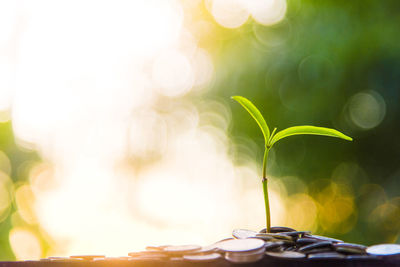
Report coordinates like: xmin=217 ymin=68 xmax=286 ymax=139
xmin=213 ymin=0 xmax=400 ymax=245
xmin=0 ymin=122 xmax=40 ymax=260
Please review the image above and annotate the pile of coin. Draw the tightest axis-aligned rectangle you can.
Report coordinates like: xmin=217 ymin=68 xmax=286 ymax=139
xmin=39 ymin=227 xmax=400 ymax=264
xmin=228 ymin=227 xmax=400 ymax=262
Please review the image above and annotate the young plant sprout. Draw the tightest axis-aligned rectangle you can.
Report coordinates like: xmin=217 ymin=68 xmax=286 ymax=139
xmin=231 ymin=96 xmax=352 ymax=233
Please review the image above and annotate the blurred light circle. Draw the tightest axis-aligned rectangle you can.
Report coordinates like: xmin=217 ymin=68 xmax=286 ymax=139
xmin=286 ymin=194 xmax=317 ymax=231
xmin=278 ymin=76 xmax=308 ymax=111
xmin=0 ymin=183 xmax=11 ymax=222
xmin=192 ymin=20 xmax=216 ymax=40
xmin=279 ymin=176 xmax=307 ymax=195
xmin=246 ymin=0 xmax=287 ymax=26
xmin=181 ymin=0 xmax=202 ymax=10
xmin=298 ymin=55 xmax=334 ymax=84
xmin=0 ymin=150 xmax=11 ymax=175
xmin=191 ymin=48 xmax=214 ymax=88
xmin=177 ymin=30 xmax=198 ymax=58
xmin=348 ymin=90 xmax=386 ymax=130
xmin=0 ymin=171 xmax=12 ymax=223
xmin=370 ymin=199 xmax=400 ymax=231
xmin=199 ymin=100 xmax=231 ymax=130
xmin=15 ymin=185 xmax=38 ymax=224
xmin=128 ymin=110 xmax=167 ymax=158
xmin=332 ymin=162 xmax=368 ymax=188
xmin=9 ymin=228 xmax=42 ymax=260
xmin=165 ymin=103 xmax=200 ymax=135
xmin=359 ymin=184 xmax=388 ymax=217
xmin=252 ymin=19 xmax=291 ymax=47
xmin=152 ymin=49 xmax=194 ymax=97
xmin=29 ymin=162 xmax=56 ymax=194
xmin=211 ymin=0 xmax=250 ymax=29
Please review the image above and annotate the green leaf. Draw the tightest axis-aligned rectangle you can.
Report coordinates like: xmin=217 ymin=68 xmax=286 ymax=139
xmin=270 ymin=125 xmax=353 ymax=146
xmin=231 ymin=96 xmax=270 ymax=145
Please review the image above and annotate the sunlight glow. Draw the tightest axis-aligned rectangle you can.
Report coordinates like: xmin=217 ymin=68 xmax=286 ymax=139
xmin=9 ymin=228 xmax=42 ymax=260
xmin=0 ymin=0 xmax=17 ymax=120
xmin=2 ymin=0 xmax=312 ymax=258
xmin=211 ymin=0 xmax=250 ymax=28
xmin=152 ymin=49 xmax=194 ymax=97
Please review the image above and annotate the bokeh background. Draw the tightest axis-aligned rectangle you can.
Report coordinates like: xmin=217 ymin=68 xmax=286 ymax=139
xmin=0 ymin=0 xmax=399 ymax=260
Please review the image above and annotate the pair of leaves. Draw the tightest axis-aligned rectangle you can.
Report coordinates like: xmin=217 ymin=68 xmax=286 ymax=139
xmin=232 ymin=96 xmax=352 ymax=149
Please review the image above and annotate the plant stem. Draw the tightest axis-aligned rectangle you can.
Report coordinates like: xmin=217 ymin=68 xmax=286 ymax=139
xmin=262 ymin=148 xmax=271 ymax=232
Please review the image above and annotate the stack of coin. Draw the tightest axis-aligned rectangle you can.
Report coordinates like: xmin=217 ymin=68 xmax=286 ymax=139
xmin=37 ymin=226 xmax=400 ymax=264
xmin=217 ymin=238 xmax=266 ymax=263
xmin=40 ymin=257 xmax=84 ymax=262
xmin=124 ymin=227 xmax=400 ymax=263
xmin=128 ymin=243 xmax=223 ymax=263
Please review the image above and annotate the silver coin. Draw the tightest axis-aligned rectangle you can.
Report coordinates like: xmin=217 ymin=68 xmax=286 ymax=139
xmin=48 ymin=257 xmax=83 ymax=262
xmin=334 ymin=243 xmax=366 ymax=254
xmin=264 ymin=241 xmax=285 ymax=251
xmin=183 ymin=253 xmax=221 ymax=262
xmin=217 ymin=238 xmax=265 ymax=252
xmin=346 ymin=254 xmax=380 ymax=261
xmin=70 ymin=255 xmax=105 ymax=260
xmin=230 ymin=247 xmax=265 ymax=256
xmin=210 ymin=238 xmax=234 ymax=247
xmin=280 ymin=231 xmax=311 ymax=237
xmin=128 ymin=251 xmax=168 ymax=257
xmin=208 ymin=238 xmax=234 ymax=253
xmin=309 ymin=235 xmax=343 ymax=243
xmin=298 ymin=241 xmax=332 ymax=252
xmin=163 ymin=244 xmax=201 ymax=254
xmin=304 ymin=247 xmax=334 ymax=255
xmin=308 ymin=252 xmax=346 ymax=259
xmin=347 ymin=255 xmax=379 ymax=260
xmin=145 ymin=245 xmax=170 ymax=251
xmin=184 ymin=245 xmax=217 ymax=255
xmin=296 ymin=237 xmax=320 ymax=245
xmin=45 ymin=257 xmax=78 ymax=262
xmin=252 ymin=235 xmax=274 ymax=241
xmin=225 ymin=251 xmax=265 ymax=263
xmin=366 ymin=244 xmax=400 ymax=256
xmin=266 ymin=251 xmax=306 ymax=259
xmin=232 ymin=229 xmax=258 ymax=239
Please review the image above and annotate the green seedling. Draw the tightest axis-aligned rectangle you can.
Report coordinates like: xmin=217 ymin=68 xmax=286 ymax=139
xmin=231 ymin=96 xmax=352 ymax=233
